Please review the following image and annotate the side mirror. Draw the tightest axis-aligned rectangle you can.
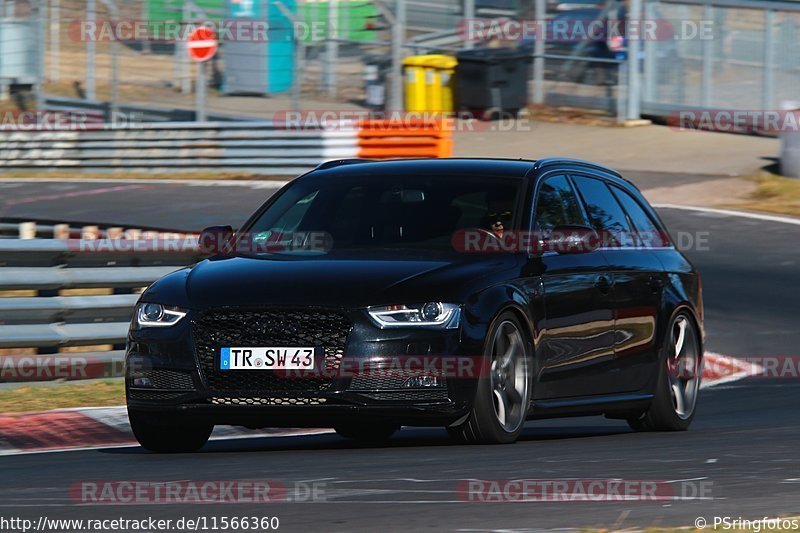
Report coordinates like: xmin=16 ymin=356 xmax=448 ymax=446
xmin=544 ymin=225 xmax=600 ymax=255
xmin=199 ymin=225 xmax=234 ymax=255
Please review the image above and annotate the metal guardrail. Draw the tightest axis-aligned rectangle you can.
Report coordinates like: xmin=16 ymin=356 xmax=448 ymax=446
xmin=0 ymin=120 xmax=454 ymax=174
xmin=0 ymin=121 xmax=349 ymax=175
xmin=0 ymin=239 xmax=204 ymax=383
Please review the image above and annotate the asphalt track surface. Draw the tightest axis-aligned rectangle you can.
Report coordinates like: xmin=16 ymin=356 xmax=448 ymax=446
xmin=0 ymin=175 xmax=799 ymax=531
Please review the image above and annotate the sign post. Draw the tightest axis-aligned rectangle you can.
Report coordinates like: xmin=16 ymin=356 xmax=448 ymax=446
xmin=186 ymin=27 xmax=219 ymax=122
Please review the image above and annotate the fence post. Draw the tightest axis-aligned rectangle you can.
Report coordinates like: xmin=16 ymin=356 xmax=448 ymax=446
xmin=532 ymin=0 xmax=545 ymax=104
xmin=99 ymin=0 xmax=120 ymax=118
xmin=180 ymin=2 xmax=191 ymax=94
xmin=324 ymin=0 xmax=339 ymax=97
xmin=617 ymin=61 xmax=628 ymax=124
xmin=625 ymin=0 xmax=641 ymax=120
xmin=642 ymin=0 xmax=656 ymax=103
xmin=389 ymin=0 xmax=406 ymax=113
xmin=762 ymin=9 xmax=775 ymax=111
xmin=34 ymin=0 xmax=46 ymax=112
xmin=700 ymin=3 xmax=713 ymax=107
xmin=464 ymin=0 xmax=475 ymax=51
xmin=49 ymin=0 xmax=59 ymax=81
xmin=86 ymin=0 xmax=96 ymax=100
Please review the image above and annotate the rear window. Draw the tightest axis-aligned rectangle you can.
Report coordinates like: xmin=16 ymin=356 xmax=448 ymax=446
xmin=611 ymin=185 xmax=670 ymax=248
xmin=571 ymin=175 xmax=633 ymax=247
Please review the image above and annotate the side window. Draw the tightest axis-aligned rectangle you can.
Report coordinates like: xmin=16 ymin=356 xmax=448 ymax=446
xmin=571 ymin=175 xmax=633 ymax=247
xmin=611 ymin=186 xmax=670 ymax=247
xmin=534 ymin=175 xmax=586 ymax=231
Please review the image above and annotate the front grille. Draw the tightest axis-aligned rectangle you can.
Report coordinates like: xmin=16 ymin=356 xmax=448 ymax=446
xmin=210 ymin=396 xmax=328 ymax=406
xmin=128 ymin=390 xmax=193 ymax=402
xmin=360 ymin=390 xmax=450 ymax=402
xmin=130 ymin=369 xmax=194 ymax=390
xmin=192 ymin=308 xmax=352 ymax=393
xmin=350 ymin=370 xmax=447 ymax=391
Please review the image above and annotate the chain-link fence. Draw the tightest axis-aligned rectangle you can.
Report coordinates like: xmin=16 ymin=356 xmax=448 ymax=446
xmin=8 ymin=0 xmax=798 ymax=123
xmin=642 ymin=0 xmax=800 ymax=115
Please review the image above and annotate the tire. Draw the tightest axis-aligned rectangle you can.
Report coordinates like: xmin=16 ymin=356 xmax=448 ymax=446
xmin=128 ymin=409 xmax=213 ymax=453
xmin=448 ymin=311 xmax=532 ymax=444
xmin=334 ymin=422 xmax=399 ymax=443
xmin=628 ymin=312 xmax=702 ymax=432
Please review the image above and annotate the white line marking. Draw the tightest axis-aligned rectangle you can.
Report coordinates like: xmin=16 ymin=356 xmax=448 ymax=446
xmin=653 ymin=204 xmax=800 ymax=226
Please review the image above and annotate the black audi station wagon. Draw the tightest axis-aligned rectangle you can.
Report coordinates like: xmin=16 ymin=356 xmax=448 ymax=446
xmin=127 ymin=158 xmax=703 ymax=452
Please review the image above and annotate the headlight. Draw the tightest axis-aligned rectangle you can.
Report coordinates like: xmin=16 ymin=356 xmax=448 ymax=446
xmin=135 ymin=303 xmax=187 ymax=328
xmin=367 ymin=302 xmax=461 ymax=329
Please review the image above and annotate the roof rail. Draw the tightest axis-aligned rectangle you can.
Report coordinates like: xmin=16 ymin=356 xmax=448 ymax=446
xmin=314 ymin=158 xmax=377 ymax=171
xmin=534 ymin=158 xmax=623 ymax=178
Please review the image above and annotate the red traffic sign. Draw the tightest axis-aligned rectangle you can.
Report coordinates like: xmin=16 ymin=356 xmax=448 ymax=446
xmin=186 ymin=26 xmax=218 ymax=62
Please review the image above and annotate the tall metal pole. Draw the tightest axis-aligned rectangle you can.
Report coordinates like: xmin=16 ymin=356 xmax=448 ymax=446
xmin=625 ymin=0 xmax=641 ymax=120
xmin=196 ymin=60 xmax=206 ymax=121
xmin=389 ymin=0 xmax=406 ymax=112
xmin=49 ymin=0 xmax=59 ymax=81
xmin=86 ymin=0 xmax=96 ymax=100
xmin=532 ymin=0 xmax=545 ymax=104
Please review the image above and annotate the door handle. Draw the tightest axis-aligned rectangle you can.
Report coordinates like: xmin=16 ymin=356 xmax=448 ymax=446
xmin=649 ymin=276 xmax=664 ymax=293
xmin=595 ymin=275 xmax=612 ymax=294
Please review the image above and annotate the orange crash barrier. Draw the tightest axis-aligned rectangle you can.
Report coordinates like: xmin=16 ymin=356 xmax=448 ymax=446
xmin=356 ymin=119 xmax=453 ymax=159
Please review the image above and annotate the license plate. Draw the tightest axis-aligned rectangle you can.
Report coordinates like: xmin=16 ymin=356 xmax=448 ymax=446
xmin=219 ymin=347 xmax=315 ymax=371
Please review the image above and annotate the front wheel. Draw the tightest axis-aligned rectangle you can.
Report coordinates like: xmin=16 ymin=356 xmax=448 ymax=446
xmin=448 ymin=312 xmax=532 ymax=444
xmin=128 ymin=409 xmax=213 ymax=453
xmin=628 ymin=312 xmax=702 ymax=431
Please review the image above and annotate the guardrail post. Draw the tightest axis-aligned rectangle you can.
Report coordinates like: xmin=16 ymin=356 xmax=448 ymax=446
xmin=19 ymin=222 xmax=37 ymax=240
xmin=53 ymin=224 xmax=70 ymax=239
xmin=82 ymin=225 xmax=100 ymax=240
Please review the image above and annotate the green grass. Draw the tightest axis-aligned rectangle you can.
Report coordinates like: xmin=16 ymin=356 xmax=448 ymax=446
xmin=0 ymin=379 xmax=125 ymax=413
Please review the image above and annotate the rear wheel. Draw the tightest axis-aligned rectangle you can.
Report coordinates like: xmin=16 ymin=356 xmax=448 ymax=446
xmin=128 ymin=409 xmax=213 ymax=453
xmin=448 ymin=312 xmax=532 ymax=444
xmin=334 ymin=422 xmax=399 ymax=443
xmin=628 ymin=313 xmax=702 ymax=431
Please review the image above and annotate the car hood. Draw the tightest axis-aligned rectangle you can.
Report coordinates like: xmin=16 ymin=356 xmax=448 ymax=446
xmin=145 ymin=252 xmax=521 ymax=310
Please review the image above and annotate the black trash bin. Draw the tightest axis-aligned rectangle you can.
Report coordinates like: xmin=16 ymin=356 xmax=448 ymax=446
xmin=455 ymin=48 xmax=530 ymax=119
xmin=363 ymin=54 xmax=392 ymax=110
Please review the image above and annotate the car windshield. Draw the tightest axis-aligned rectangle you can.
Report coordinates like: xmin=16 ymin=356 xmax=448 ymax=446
xmin=240 ymin=173 xmax=522 ymax=255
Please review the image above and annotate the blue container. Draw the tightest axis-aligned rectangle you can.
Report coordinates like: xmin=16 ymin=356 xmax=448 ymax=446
xmin=223 ymin=0 xmax=296 ymax=95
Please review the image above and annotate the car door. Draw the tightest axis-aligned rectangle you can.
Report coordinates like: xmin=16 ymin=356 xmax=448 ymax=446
xmin=526 ymin=173 xmax=618 ymax=399
xmin=570 ymin=174 xmax=664 ymax=393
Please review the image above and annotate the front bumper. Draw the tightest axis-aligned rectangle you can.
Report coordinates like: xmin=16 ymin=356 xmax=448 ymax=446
xmin=126 ymin=306 xmax=485 ymax=427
